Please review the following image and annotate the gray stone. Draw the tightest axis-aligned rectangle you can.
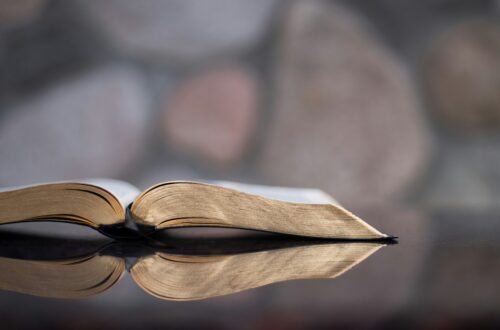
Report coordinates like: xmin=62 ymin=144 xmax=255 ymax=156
xmin=76 ymin=0 xmax=278 ymax=63
xmin=163 ymin=67 xmax=259 ymax=166
xmin=423 ymin=21 xmax=500 ymax=133
xmin=0 ymin=0 xmax=103 ymax=96
xmin=0 ymin=65 xmax=149 ymax=186
xmin=259 ymin=0 xmax=430 ymax=204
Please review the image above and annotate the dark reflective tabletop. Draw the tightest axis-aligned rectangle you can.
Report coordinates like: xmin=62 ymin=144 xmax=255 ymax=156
xmin=0 ymin=206 xmax=498 ymax=329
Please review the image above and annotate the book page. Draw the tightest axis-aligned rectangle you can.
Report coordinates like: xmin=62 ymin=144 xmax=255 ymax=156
xmin=80 ymin=178 xmax=140 ymax=208
xmin=0 ymin=179 xmax=139 ymax=229
xmin=132 ymin=181 xmax=386 ymax=239
xmin=212 ymin=181 xmax=339 ymax=205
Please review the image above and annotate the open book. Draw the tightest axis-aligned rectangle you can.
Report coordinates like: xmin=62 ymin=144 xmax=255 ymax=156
xmin=0 ymin=232 xmax=387 ymax=300
xmin=0 ymin=179 xmax=389 ymax=239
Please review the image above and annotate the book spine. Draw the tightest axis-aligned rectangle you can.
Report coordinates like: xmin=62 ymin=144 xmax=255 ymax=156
xmin=125 ymin=203 xmax=156 ymax=235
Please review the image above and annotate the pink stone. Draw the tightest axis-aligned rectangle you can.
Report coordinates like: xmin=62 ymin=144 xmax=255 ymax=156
xmin=163 ymin=67 xmax=259 ymax=167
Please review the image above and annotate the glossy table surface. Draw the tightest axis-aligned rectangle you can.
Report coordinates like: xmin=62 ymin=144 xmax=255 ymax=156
xmin=0 ymin=206 xmax=498 ymax=329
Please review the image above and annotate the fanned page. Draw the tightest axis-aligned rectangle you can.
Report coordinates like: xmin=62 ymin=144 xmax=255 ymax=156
xmin=0 ymin=179 xmax=140 ymax=229
xmin=131 ymin=181 xmax=388 ymax=239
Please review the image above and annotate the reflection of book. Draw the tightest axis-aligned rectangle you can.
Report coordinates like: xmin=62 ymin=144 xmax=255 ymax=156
xmin=0 ymin=254 xmax=124 ymax=299
xmin=132 ymin=243 xmax=384 ymax=301
xmin=0 ymin=179 xmax=388 ymax=239
xmin=0 ymin=233 xmax=388 ymax=300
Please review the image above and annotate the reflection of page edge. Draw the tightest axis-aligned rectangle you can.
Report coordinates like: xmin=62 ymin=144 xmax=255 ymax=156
xmin=130 ymin=242 xmax=387 ymax=301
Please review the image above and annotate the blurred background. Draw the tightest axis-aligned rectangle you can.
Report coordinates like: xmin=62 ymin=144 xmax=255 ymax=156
xmin=1 ymin=0 xmax=500 ymax=211
xmin=1 ymin=0 xmax=500 ymax=328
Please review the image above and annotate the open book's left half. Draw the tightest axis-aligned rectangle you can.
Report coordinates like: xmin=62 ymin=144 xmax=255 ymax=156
xmin=0 ymin=180 xmax=139 ymax=230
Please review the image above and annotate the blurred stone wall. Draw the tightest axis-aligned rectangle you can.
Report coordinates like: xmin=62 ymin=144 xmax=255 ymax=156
xmin=1 ymin=0 xmax=500 ymax=210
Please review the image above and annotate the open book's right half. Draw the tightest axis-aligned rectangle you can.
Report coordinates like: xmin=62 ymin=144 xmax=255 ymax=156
xmin=130 ymin=181 xmax=389 ymax=239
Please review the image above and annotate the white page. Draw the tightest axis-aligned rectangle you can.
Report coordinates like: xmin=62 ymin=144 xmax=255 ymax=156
xmin=77 ymin=178 xmax=140 ymax=207
xmin=212 ymin=181 xmax=338 ymax=205
xmin=1 ymin=178 xmax=335 ymax=207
